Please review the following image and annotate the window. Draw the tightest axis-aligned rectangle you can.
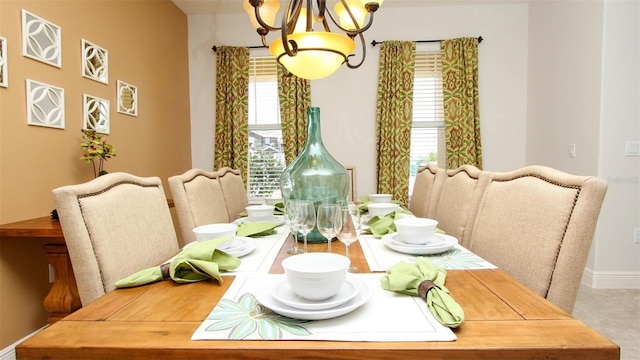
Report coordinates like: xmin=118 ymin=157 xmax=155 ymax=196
xmin=247 ymin=52 xmax=285 ymax=200
xmin=409 ymin=45 xmax=446 ymax=194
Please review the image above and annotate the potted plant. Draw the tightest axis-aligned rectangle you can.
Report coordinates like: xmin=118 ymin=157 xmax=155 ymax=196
xmin=79 ymin=129 xmax=117 ymax=177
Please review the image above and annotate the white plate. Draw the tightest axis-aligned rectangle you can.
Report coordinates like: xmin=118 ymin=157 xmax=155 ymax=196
xmin=382 ymin=233 xmax=458 ymax=255
xmin=389 ymin=234 xmax=448 ymax=248
xmin=219 ymin=236 xmax=256 ymax=258
xmin=233 ymin=215 xmax=285 ymax=226
xmin=255 ymin=276 xmax=372 ymax=320
xmin=273 ymin=278 xmax=359 ymax=311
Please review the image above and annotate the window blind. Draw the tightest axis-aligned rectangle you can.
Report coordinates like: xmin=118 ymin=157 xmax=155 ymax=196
xmin=409 ymin=50 xmax=446 ymax=193
xmin=247 ymin=56 xmax=285 ymax=199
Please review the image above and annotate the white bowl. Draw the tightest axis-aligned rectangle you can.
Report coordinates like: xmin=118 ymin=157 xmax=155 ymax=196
xmin=368 ymin=202 xmax=400 ymax=217
xmin=192 ymin=223 xmax=237 ymax=243
xmin=281 ymin=253 xmax=350 ymax=301
xmin=246 ymin=204 xmax=275 ymax=220
xmin=394 ymin=217 xmax=438 ymax=245
xmin=369 ymin=193 xmax=392 ymax=203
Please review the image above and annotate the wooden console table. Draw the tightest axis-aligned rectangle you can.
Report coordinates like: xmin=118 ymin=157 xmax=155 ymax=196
xmin=1 ymin=200 xmax=175 ymax=323
xmin=0 ymin=216 xmax=82 ymax=324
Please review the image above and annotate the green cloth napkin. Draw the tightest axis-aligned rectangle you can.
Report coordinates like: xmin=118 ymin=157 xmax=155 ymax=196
xmin=272 ymin=202 xmax=285 ymax=215
xmin=367 ymin=209 xmax=414 ymax=238
xmin=236 ymin=221 xmax=279 ymax=237
xmin=114 ymin=237 xmax=241 ymax=288
xmin=380 ymin=257 xmax=465 ymax=328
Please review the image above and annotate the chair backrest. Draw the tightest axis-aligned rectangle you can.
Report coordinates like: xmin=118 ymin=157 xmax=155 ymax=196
xmin=217 ymin=167 xmax=249 ymax=221
xmin=52 ymin=173 xmax=180 ymax=306
xmin=168 ymin=168 xmax=230 ymax=246
xmin=409 ymin=164 xmax=445 ymax=218
xmin=433 ymin=165 xmax=490 ymax=246
xmin=467 ymin=166 xmax=608 ymax=313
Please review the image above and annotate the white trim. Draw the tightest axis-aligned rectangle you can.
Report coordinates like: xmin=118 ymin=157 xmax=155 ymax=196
xmin=0 ymin=325 xmax=48 ymax=360
xmin=582 ymin=268 xmax=640 ymax=289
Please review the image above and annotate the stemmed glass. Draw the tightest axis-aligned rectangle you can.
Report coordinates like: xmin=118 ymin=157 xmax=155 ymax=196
xmin=292 ymin=200 xmax=316 ymax=253
xmin=337 ymin=203 xmax=361 ymax=273
xmin=316 ymin=204 xmax=342 ymax=253
xmin=284 ymin=200 xmax=304 ymax=255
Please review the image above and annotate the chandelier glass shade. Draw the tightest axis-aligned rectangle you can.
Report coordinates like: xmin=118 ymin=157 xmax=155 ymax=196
xmin=244 ymin=0 xmax=383 ymax=80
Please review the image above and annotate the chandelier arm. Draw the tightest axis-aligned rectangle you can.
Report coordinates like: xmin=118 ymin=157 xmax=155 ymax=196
xmin=306 ymin=0 xmax=315 ymax=31
xmin=251 ymin=1 xmax=281 ymax=32
xmin=280 ymin=0 xmax=298 ymax=57
xmin=345 ymin=32 xmax=366 ymax=69
xmin=320 ymin=13 xmax=331 ymax=32
xmin=287 ymin=1 xmax=303 ymax=33
xmin=324 ymin=5 xmax=375 ymax=36
xmin=316 ymin=0 xmax=326 ymax=23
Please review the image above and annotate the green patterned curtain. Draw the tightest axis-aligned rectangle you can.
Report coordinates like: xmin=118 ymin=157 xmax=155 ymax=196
xmin=278 ymin=66 xmax=311 ymax=165
xmin=441 ymin=38 xmax=482 ymax=169
xmin=214 ymin=47 xmax=250 ymax=182
xmin=375 ymin=41 xmax=416 ymax=206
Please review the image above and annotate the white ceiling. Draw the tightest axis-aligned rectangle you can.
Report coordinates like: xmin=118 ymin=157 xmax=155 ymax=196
xmin=171 ymin=0 xmax=528 ymax=16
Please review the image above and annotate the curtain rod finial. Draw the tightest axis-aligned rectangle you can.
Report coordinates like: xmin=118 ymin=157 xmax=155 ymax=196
xmin=212 ymin=45 xmax=217 ymax=52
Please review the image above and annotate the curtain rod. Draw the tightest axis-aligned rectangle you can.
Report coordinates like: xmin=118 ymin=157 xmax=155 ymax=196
xmin=212 ymin=36 xmax=483 ymax=51
xmin=370 ymin=36 xmax=483 ymax=47
xmin=211 ymin=45 xmax=266 ymax=51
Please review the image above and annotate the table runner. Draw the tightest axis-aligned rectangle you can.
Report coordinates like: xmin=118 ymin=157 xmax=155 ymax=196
xmin=192 ymin=273 xmax=456 ymax=342
xmin=360 ymin=234 xmax=497 ymax=272
xmin=222 ymin=225 xmax=289 ymax=274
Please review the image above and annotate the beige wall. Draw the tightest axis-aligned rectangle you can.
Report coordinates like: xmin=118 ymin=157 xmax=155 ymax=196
xmin=0 ymin=0 xmax=192 ymax=348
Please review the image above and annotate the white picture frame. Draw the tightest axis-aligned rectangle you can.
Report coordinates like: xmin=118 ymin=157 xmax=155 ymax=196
xmin=117 ymin=80 xmax=137 ymax=116
xmin=82 ymin=39 xmax=108 ymax=84
xmin=0 ymin=36 xmax=7 ymax=87
xmin=26 ymin=79 xmax=65 ymax=129
xmin=83 ymin=94 xmax=110 ymax=134
xmin=21 ymin=9 xmax=62 ymax=68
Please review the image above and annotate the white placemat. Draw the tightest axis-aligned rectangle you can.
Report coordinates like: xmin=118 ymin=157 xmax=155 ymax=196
xmin=192 ymin=273 xmax=456 ymax=342
xmin=222 ymin=225 xmax=289 ymax=275
xmin=360 ymin=234 xmax=497 ymax=272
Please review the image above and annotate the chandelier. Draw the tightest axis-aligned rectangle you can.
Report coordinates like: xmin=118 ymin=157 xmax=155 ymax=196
xmin=243 ymin=0 xmax=384 ymax=80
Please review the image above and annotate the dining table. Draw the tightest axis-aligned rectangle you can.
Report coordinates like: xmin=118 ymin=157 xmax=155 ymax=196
xmin=16 ymin=223 xmax=619 ymax=359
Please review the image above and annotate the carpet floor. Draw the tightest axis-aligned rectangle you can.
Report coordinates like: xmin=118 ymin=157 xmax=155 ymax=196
xmin=572 ymin=284 xmax=640 ymax=360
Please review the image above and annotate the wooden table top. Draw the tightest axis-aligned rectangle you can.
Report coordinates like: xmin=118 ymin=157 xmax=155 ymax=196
xmin=0 ymin=216 xmax=63 ymax=238
xmin=16 ymin=238 xmax=619 ymax=360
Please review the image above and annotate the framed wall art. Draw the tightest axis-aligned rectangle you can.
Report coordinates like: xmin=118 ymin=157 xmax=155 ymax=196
xmin=21 ymin=10 xmax=62 ymax=68
xmin=117 ymin=80 xmax=137 ymax=116
xmin=83 ymin=94 xmax=110 ymax=134
xmin=26 ymin=79 xmax=65 ymax=129
xmin=0 ymin=36 xmax=7 ymax=87
xmin=82 ymin=39 xmax=108 ymax=84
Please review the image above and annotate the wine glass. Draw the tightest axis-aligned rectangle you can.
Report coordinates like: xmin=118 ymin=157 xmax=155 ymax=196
xmin=337 ymin=203 xmax=361 ymax=273
xmin=284 ymin=200 xmax=304 ymax=255
xmin=293 ymin=200 xmax=316 ymax=253
xmin=316 ymin=204 xmax=342 ymax=253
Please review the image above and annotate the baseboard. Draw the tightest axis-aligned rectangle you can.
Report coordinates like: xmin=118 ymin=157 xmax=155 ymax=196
xmin=0 ymin=325 xmax=48 ymax=360
xmin=582 ymin=268 xmax=640 ymax=289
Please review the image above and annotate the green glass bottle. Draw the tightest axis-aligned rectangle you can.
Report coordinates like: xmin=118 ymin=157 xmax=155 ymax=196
xmin=280 ymin=107 xmax=350 ymax=243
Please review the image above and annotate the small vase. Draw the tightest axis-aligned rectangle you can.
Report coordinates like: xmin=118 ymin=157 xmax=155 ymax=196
xmin=280 ymin=107 xmax=350 ymax=243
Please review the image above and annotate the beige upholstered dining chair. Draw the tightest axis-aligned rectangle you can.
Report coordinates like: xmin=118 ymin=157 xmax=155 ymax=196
xmin=168 ymin=168 xmax=231 ymax=246
xmin=52 ymin=173 xmax=180 ymax=306
xmin=217 ymin=167 xmax=250 ymax=221
xmin=409 ymin=163 xmax=445 ymax=218
xmin=431 ymin=165 xmax=491 ymax=247
xmin=466 ymin=166 xmax=608 ymax=313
